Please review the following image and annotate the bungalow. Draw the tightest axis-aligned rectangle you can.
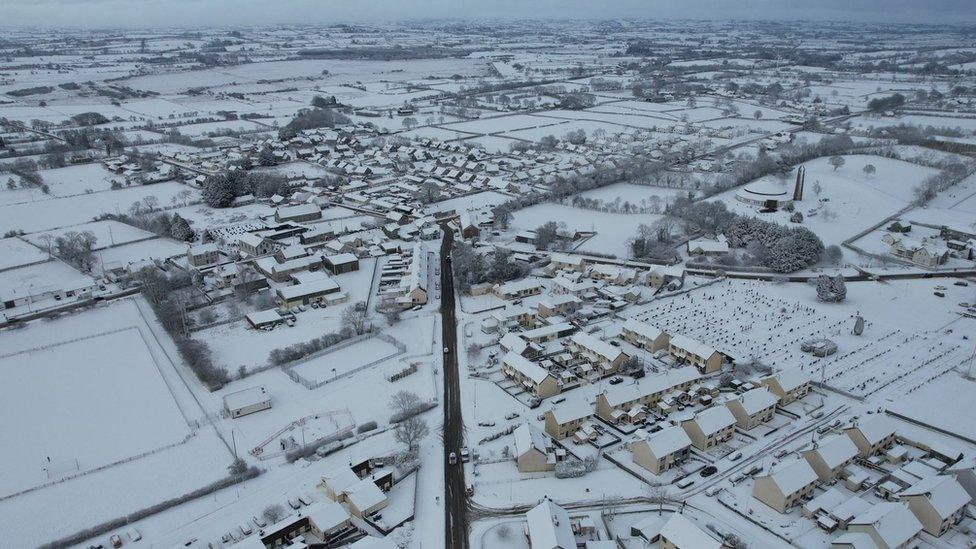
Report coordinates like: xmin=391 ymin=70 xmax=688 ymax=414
xmin=844 ymin=416 xmax=898 ymax=458
xmin=513 ymin=423 xmax=559 ymax=473
xmin=681 ymin=405 xmax=736 ymax=450
xmin=630 ymin=426 xmax=692 ymax=474
xmin=345 ymin=477 xmax=388 ymax=519
xmin=668 ymin=334 xmax=723 ymax=374
xmin=187 ymin=243 xmax=220 ymax=267
xmin=544 ymin=401 xmax=593 ymax=440
xmin=753 ymin=458 xmax=819 ymax=513
xmin=804 ymin=434 xmax=859 ymax=482
xmin=899 ymin=475 xmax=970 ymax=537
xmin=501 ymin=351 xmax=560 ymax=399
xmin=276 ymin=277 xmax=341 ymax=308
xmin=725 ymin=388 xmax=778 ymax=430
xmin=494 ymin=279 xmax=543 ymax=300
xmin=686 ymin=237 xmax=729 ymax=256
xmin=658 ymin=513 xmax=723 ymax=549
xmin=620 ymin=318 xmax=669 ymax=352
xmin=525 ymin=499 xmax=575 ymax=549
xmin=324 ymin=253 xmax=360 ymax=275
xmin=567 ymin=333 xmax=629 ymax=375
xmin=761 ymin=370 xmax=811 ymax=405
xmin=548 ymin=253 xmax=587 ymax=272
xmin=848 ymin=502 xmax=922 ymax=549
xmin=276 ymin=203 xmax=322 ymax=223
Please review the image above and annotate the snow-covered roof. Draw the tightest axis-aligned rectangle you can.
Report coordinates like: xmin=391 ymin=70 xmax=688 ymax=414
xmin=526 ymin=499 xmax=575 ymax=549
xmin=349 ymin=536 xmax=398 ymax=549
xmin=850 ymin=415 xmax=896 ymax=445
xmin=669 ymin=334 xmax=717 ymax=360
xmin=502 ymin=351 xmax=552 ymax=385
xmin=810 ymin=434 xmax=859 ymax=469
xmin=900 ymin=475 xmax=971 ymax=519
xmin=829 ymin=533 xmax=878 ymax=549
xmin=734 ymin=388 xmax=778 ymax=416
xmin=550 ymin=253 xmax=585 ymax=266
xmin=571 ymin=332 xmax=625 ymax=363
xmin=549 ymin=399 xmax=593 ymax=425
xmin=277 ymin=277 xmax=339 ymax=300
xmin=346 ymin=478 xmax=387 ymax=512
xmin=769 ymin=369 xmax=810 ymax=393
xmin=689 ymin=405 xmax=736 ymax=436
xmin=622 ymin=318 xmax=666 ymax=341
xmin=276 ymin=203 xmax=321 ymax=218
xmin=658 ymin=513 xmax=722 ymax=549
xmin=513 ymin=423 xmax=550 ymax=458
xmin=642 ymin=425 xmax=692 ymax=457
xmin=500 ymin=332 xmax=528 ymax=354
xmin=222 ymin=385 xmax=269 ymax=410
xmin=849 ymin=502 xmax=922 ymax=548
xmin=602 ymin=366 xmax=700 ymax=409
xmin=245 ymin=309 xmax=282 ymax=326
xmin=321 ymin=466 xmax=361 ymax=495
xmin=306 ymin=500 xmax=350 ymax=532
xmin=765 ymin=458 xmax=818 ymax=495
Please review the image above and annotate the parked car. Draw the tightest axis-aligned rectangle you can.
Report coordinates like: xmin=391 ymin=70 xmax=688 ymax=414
xmin=699 ymin=465 xmax=718 ymax=477
xmin=110 ymin=535 xmax=123 ymax=548
xmin=288 ymin=498 xmax=301 ymax=510
xmin=504 ymin=412 xmax=519 ymax=420
xmin=461 ymin=448 xmax=470 ymax=462
xmin=126 ymin=528 xmax=141 ymax=542
xmin=934 ymin=291 xmax=945 ymax=298
xmin=954 ymin=280 xmax=968 ymax=287
xmin=705 ymin=486 xmax=722 ymax=497
xmin=478 ymin=421 xmax=495 ymax=427
xmin=675 ymin=477 xmax=695 ymax=489
xmin=728 ymin=451 xmax=743 ymax=462
xmin=609 ymin=376 xmax=623 ymax=385
xmin=239 ymin=524 xmax=252 ymax=536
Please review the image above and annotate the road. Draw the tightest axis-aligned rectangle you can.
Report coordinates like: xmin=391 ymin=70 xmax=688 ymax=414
xmin=439 ymin=223 xmax=470 ymax=549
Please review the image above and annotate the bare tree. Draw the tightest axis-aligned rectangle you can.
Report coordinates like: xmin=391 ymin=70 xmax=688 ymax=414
xmin=263 ymin=504 xmax=285 ymax=524
xmin=466 ymin=342 xmax=481 ymax=359
xmin=394 ymin=416 xmax=430 ymax=451
xmin=390 ymin=390 xmax=423 ymax=418
xmin=341 ymin=301 xmax=369 ymax=335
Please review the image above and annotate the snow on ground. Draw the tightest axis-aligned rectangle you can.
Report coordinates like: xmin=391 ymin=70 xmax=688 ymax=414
xmin=0 ymin=236 xmax=49 ymax=270
xmin=0 ymin=163 xmax=122 ymax=205
xmin=24 ymin=218 xmax=157 ymax=249
xmin=509 ymin=202 xmax=663 ymax=258
xmin=0 ymin=181 xmax=201 ymax=234
xmin=291 ymin=336 xmax=400 ymax=384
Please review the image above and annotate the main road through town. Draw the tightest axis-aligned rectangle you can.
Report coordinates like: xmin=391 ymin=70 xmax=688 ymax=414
xmin=438 ymin=223 xmax=470 ymax=549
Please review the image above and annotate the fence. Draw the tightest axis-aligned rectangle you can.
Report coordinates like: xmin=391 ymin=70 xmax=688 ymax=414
xmin=283 ymin=332 xmax=407 ymax=390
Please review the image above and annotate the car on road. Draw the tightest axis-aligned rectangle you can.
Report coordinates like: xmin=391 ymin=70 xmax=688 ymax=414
xmin=699 ymin=465 xmax=718 ymax=477
xmin=444 ymin=346 xmax=450 ymax=353
xmin=448 ymin=452 xmax=458 ymax=465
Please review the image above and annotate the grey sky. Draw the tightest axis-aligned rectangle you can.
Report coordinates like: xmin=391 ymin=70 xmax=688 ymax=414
xmin=0 ymin=0 xmax=973 ymax=28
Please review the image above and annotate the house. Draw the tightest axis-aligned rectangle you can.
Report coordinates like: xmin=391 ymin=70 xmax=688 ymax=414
xmin=324 ymin=253 xmax=360 ymax=275
xmin=501 ymin=351 xmax=560 ymax=399
xmin=345 ymin=477 xmax=388 ymax=519
xmin=595 ymin=366 xmax=700 ymax=422
xmin=525 ymin=498 xmax=575 ymax=549
xmin=236 ymin=233 xmax=273 ymax=256
xmin=522 ymin=322 xmax=576 ymax=343
xmin=548 ymin=253 xmax=586 ymax=272
xmin=668 ymin=334 xmax=723 ymax=374
xmin=545 ymin=401 xmax=593 ymax=440
xmin=629 ymin=515 xmax=665 ymax=543
xmin=645 ymin=265 xmax=684 ymax=288
xmin=567 ymin=332 xmax=629 ymax=375
xmin=513 ymin=423 xmax=558 ymax=473
xmin=845 ymin=416 xmax=897 ymax=458
xmin=459 ymin=210 xmax=479 ymax=239
xmin=537 ymin=294 xmax=582 ymax=318
xmin=658 ymin=513 xmax=723 ymax=549
xmin=761 ymin=370 xmax=811 ymax=405
xmin=884 ymin=234 xmax=949 ymax=267
xmin=804 ymin=434 xmax=859 ymax=482
xmin=398 ymin=244 xmax=428 ymax=307
xmin=305 ymin=501 xmax=353 ymax=542
xmin=319 ymin=466 xmax=361 ymax=501
xmin=276 ymin=277 xmax=341 ymax=308
xmin=686 ymin=237 xmax=729 ymax=256
xmin=187 ymin=243 xmax=220 ymax=267
xmin=620 ymin=318 xmax=669 ymax=352
xmin=494 ymin=279 xmax=543 ymax=300
xmin=753 ymin=458 xmax=819 ymax=513
xmin=222 ymin=386 xmax=271 ymax=418
xmin=848 ymin=502 xmax=922 ymax=549
xmin=276 ymin=203 xmax=322 ymax=223
xmin=725 ymin=388 xmax=778 ymax=429
xmin=681 ymin=405 xmax=736 ymax=450
xmin=899 ymin=475 xmax=970 ymax=536
xmin=629 ymin=425 xmax=692 ymax=474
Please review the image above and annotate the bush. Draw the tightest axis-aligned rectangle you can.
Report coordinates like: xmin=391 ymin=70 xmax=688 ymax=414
xmin=268 ymin=329 xmax=359 ymax=366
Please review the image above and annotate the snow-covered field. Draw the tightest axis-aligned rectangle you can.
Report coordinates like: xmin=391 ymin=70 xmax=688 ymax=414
xmin=510 ymin=202 xmax=663 ymax=258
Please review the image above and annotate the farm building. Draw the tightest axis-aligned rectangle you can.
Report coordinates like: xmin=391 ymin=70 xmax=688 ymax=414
xmin=276 ymin=277 xmax=341 ymax=308
xmin=276 ymin=203 xmax=322 ymax=223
